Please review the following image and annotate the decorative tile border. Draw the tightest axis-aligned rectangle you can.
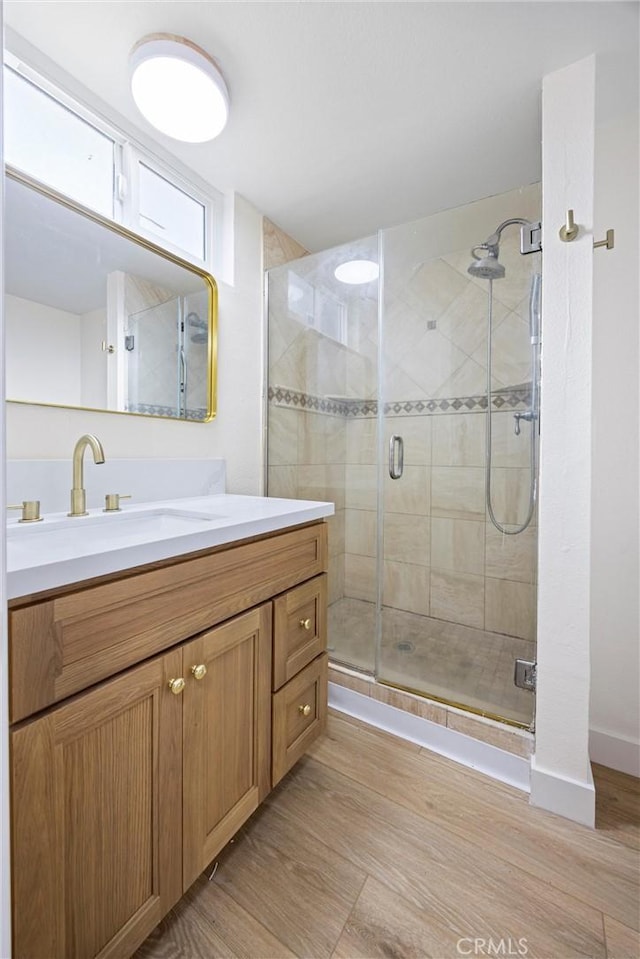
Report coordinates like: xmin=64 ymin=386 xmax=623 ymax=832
xmin=126 ymin=402 xmax=208 ymax=421
xmin=268 ymin=385 xmax=532 ymax=417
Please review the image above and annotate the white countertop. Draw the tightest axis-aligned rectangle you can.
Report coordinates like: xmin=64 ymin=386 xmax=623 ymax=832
xmin=7 ymin=494 xmax=334 ymax=600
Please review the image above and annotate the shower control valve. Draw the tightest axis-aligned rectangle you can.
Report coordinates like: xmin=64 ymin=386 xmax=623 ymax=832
xmin=513 ymin=410 xmax=535 ymax=436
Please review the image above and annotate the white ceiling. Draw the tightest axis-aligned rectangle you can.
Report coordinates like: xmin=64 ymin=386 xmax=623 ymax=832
xmin=4 ymin=1 xmax=638 ymax=252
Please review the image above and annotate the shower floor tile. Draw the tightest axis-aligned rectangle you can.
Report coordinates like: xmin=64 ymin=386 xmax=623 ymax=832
xmin=328 ymin=596 xmax=535 ymax=725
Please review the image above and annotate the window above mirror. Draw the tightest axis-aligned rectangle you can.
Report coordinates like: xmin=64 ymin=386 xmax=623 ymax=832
xmin=4 ymin=53 xmax=221 ymax=270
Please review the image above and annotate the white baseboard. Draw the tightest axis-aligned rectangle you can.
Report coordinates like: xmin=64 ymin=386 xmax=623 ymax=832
xmin=589 ymin=727 xmax=640 ymax=777
xmin=529 ymin=755 xmax=596 ymax=826
xmin=328 ymin=682 xmax=530 ymax=793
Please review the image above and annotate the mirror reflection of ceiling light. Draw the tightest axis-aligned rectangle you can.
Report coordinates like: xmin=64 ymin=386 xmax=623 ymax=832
xmin=130 ymin=34 xmax=229 ymax=143
xmin=334 ymin=259 xmax=380 ymax=284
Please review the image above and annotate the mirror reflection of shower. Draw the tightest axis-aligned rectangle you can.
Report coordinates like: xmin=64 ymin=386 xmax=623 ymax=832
xmin=468 ymin=218 xmax=542 ymax=535
xmin=125 ymin=288 xmax=209 ymax=419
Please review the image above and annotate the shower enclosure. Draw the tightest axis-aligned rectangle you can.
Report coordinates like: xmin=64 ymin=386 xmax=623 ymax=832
xmin=126 ymin=289 xmax=209 ymax=419
xmin=267 ymin=184 xmax=541 ymax=727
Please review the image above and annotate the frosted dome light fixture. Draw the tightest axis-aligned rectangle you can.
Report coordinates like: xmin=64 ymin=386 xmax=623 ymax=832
xmin=334 ymin=259 xmax=379 ymax=285
xmin=130 ymin=34 xmax=229 ymax=143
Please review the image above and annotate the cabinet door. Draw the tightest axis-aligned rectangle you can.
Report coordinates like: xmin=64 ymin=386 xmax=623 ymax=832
xmin=182 ymin=604 xmax=272 ymax=889
xmin=10 ymin=648 xmax=183 ymax=959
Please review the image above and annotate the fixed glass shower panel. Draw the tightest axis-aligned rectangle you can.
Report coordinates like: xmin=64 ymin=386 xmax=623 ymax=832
xmin=378 ymin=186 xmax=541 ymax=725
xmin=127 ymin=289 xmax=209 ymax=419
xmin=267 ymin=239 xmax=379 ymax=672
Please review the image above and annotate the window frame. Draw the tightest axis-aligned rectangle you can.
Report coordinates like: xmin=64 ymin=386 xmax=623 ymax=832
xmin=3 ymin=51 xmax=220 ymax=272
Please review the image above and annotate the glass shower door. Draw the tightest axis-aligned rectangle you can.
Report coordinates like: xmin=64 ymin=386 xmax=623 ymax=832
xmin=377 ymin=193 xmax=540 ymax=726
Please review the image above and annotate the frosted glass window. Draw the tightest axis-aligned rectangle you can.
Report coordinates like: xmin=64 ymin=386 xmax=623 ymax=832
xmin=138 ymin=163 xmax=206 ymax=261
xmin=4 ymin=68 xmax=115 ymax=218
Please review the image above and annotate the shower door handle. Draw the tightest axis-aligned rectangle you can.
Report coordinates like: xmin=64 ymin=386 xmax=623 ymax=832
xmin=389 ymin=434 xmax=404 ymax=480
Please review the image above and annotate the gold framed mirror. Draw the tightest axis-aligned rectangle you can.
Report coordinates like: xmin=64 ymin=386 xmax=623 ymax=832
xmin=5 ymin=167 xmax=217 ymax=422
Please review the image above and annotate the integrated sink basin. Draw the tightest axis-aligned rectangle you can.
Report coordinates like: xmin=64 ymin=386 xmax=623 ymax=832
xmin=7 ymin=507 xmax=225 ymax=560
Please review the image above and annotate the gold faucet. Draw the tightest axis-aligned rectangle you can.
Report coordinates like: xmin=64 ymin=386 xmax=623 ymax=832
xmin=68 ymin=434 xmax=106 ymax=517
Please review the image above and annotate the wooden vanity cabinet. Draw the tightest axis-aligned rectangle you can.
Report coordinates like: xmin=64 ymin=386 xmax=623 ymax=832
xmin=9 ymin=522 xmax=327 ymax=959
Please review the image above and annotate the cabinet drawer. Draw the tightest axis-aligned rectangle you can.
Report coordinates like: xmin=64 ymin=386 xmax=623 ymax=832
xmin=10 ymin=522 xmax=327 ymax=722
xmin=272 ymin=653 xmax=328 ymax=786
xmin=273 ymin=574 xmax=327 ymax=691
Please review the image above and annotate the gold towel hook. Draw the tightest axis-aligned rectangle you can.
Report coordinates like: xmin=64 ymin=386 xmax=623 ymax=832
xmin=593 ymin=229 xmax=615 ymax=251
xmin=559 ymin=209 xmax=579 ymax=242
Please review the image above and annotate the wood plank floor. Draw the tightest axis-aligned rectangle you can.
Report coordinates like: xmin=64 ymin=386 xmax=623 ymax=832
xmin=136 ymin=712 xmax=640 ymax=959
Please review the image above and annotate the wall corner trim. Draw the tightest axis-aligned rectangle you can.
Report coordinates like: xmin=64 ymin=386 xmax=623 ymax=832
xmin=529 ymin=754 xmax=596 ymax=826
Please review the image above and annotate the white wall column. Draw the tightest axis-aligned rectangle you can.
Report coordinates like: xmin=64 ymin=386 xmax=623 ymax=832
xmin=533 ymin=55 xmax=596 ymax=827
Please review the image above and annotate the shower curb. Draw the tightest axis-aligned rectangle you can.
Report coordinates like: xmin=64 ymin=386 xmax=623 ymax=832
xmin=328 ymin=682 xmax=531 ymax=793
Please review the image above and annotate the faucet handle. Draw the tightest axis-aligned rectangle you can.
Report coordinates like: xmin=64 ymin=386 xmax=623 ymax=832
xmin=8 ymin=500 xmax=43 ymax=523
xmin=103 ymin=493 xmax=132 ymax=513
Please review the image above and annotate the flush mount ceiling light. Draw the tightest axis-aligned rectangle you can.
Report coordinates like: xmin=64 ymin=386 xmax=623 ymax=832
xmin=334 ymin=259 xmax=380 ymax=285
xmin=130 ymin=34 xmax=229 ymax=143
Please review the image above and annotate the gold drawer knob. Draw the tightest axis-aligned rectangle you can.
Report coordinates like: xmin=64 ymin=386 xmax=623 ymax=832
xmin=168 ymin=677 xmax=186 ymax=695
xmin=298 ymin=703 xmax=312 ymax=717
xmin=299 ymin=618 xmax=312 ymax=631
xmin=191 ymin=663 xmax=207 ymax=681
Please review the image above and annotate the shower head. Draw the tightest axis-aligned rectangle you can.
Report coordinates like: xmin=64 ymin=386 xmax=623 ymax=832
xmin=467 ymin=248 xmax=506 ymax=279
xmin=186 ymin=311 xmax=207 ymax=344
xmin=468 ymin=216 xmax=539 ymax=282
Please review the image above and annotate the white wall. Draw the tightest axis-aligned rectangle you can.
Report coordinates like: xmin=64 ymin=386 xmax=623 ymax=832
xmin=5 ymin=192 xmax=265 ymax=495
xmin=533 ymin=55 xmax=596 ymax=827
xmin=589 ymin=40 xmax=640 ymax=776
xmin=80 ymin=306 xmax=107 ymax=409
xmin=5 ymin=294 xmax=81 ymax=405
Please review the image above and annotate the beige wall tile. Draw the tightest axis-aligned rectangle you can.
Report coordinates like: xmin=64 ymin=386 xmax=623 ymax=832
xmin=446 ymin=711 xmax=533 ymax=758
xmin=431 ymin=467 xmax=485 ymax=521
xmin=369 ymin=683 xmax=447 ymax=725
xmin=384 ymin=513 xmax=430 ymax=566
xmin=267 ymin=465 xmax=297 ymax=499
xmin=384 ymin=416 xmax=431 ymax=466
xmin=328 ymin=555 xmax=345 ymax=606
xmin=487 ymin=467 xmax=534 ymax=527
xmin=383 ymin=561 xmax=430 ymax=616
xmin=489 ymin=410 xmax=533 ymax=468
xmin=431 ymin=517 xmax=485 ymax=575
xmin=345 ymin=554 xmax=377 ymax=602
xmin=430 ymin=569 xmax=484 ymax=628
xmin=397 ymin=328 xmax=469 ymax=398
xmin=268 ymin=408 xmax=300 ymax=466
xmin=432 ymin=413 xmax=485 ymax=467
xmin=437 ymin=281 xmax=509 ymax=357
xmin=384 ymin=465 xmax=430 ymax=515
xmin=346 ymin=418 xmax=377 ymax=465
xmin=345 ymin=465 xmax=377 ymax=510
xmin=345 ymin=508 xmax=377 ymax=558
xmin=485 ymin=523 xmax=537 ymax=583
xmin=433 ymin=357 xmax=487 ymax=399
xmin=297 ymin=411 xmax=326 ymax=465
xmin=298 ymin=464 xmax=345 ymax=509
xmin=405 ymin=257 xmax=468 ymax=318
xmin=326 ymin=509 xmax=346 ymax=558
xmin=473 ymin=311 xmax=531 ymax=388
xmin=485 ymin=578 xmax=536 ymax=641
xmin=325 ymin=415 xmax=347 ymax=465
xmin=263 ymin=217 xmax=309 ymax=270
xmin=328 ymin=666 xmax=373 ymax=698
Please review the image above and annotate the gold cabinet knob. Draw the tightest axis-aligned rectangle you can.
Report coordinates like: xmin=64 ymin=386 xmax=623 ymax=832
xmin=298 ymin=704 xmax=312 ymax=717
xmin=299 ymin=618 xmax=312 ymax=631
xmin=191 ymin=664 xmax=207 ymax=681
xmin=168 ymin=677 xmax=186 ymax=695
